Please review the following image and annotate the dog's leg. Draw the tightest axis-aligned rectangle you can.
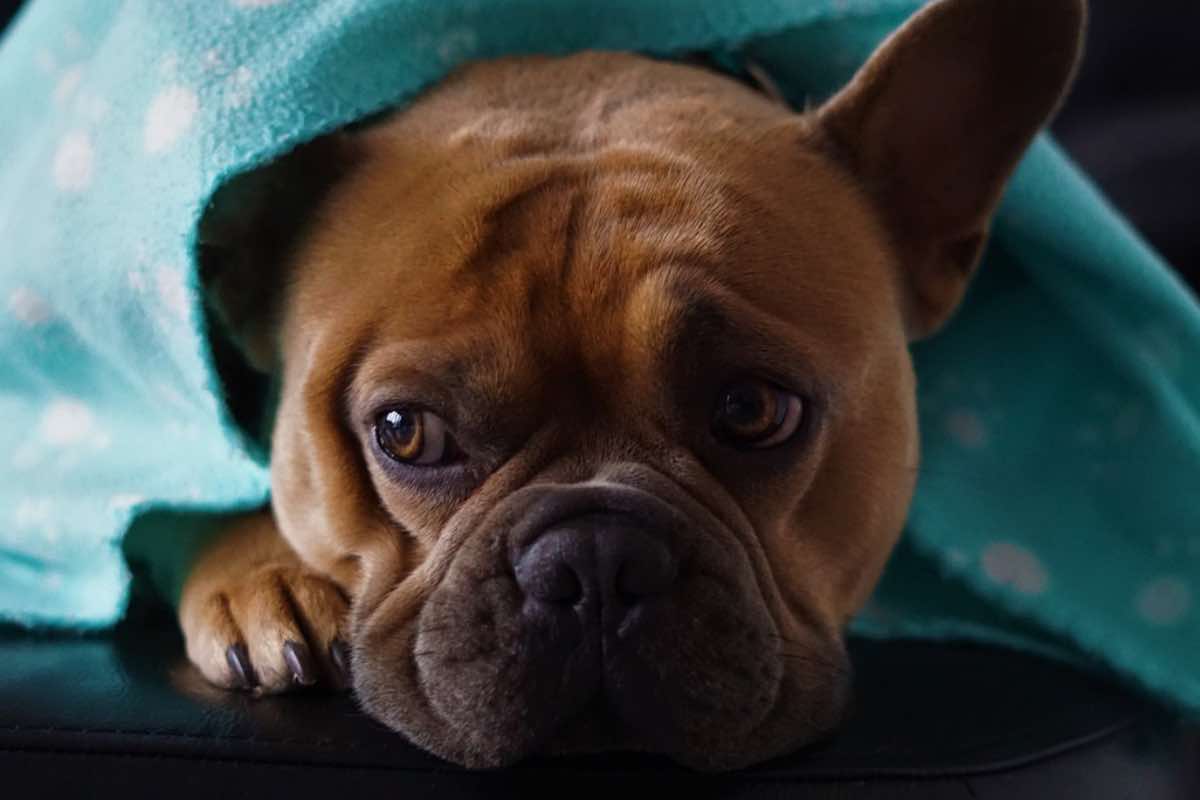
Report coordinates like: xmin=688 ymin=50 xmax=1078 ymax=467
xmin=178 ymin=511 xmax=352 ymax=693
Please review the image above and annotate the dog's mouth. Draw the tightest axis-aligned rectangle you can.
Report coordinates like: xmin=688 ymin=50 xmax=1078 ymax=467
xmin=352 ymin=473 xmax=849 ymax=770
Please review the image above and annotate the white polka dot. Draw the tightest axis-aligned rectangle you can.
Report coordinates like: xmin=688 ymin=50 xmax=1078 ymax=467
xmin=945 ymin=408 xmax=989 ymax=449
xmin=144 ymin=85 xmax=198 ymax=154
xmin=159 ymin=52 xmax=180 ymax=79
xmin=155 ymin=265 xmax=189 ymax=320
xmin=1136 ymin=577 xmax=1191 ymax=626
xmin=9 ymin=439 xmax=43 ymax=470
xmin=981 ymin=541 xmax=1048 ymax=595
xmin=128 ymin=268 xmax=148 ymax=292
xmin=8 ymin=287 xmax=52 ymax=326
xmin=202 ymin=49 xmax=223 ymax=70
xmin=52 ymin=130 xmax=94 ymax=192
xmin=35 ymin=48 xmax=56 ymax=73
xmin=79 ymin=94 xmax=109 ymax=123
xmin=155 ymin=381 xmax=191 ymax=410
xmin=1136 ymin=324 xmax=1183 ymax=374
xmin=224 ymin=65 xmax=255 ymax=109
xmin=53 ymin=65 xmax=83 ymax=105
xmin=13 ymin=498 xmax=59 ymax=543
xmin=39 ymin=399 xmax=95 ymax=445
xmin=13 ymin=497 xmax=52 ymax=528
xmin=945 ymin=548 xmax=971 ymax=569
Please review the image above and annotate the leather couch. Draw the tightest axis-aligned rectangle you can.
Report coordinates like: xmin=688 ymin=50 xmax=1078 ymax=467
xmin=4 ymin=601 xmax=1197 ymax=798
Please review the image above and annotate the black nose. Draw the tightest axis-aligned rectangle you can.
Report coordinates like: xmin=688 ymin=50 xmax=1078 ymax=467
xmin=513 ymin=514 xmax=677 ymax=618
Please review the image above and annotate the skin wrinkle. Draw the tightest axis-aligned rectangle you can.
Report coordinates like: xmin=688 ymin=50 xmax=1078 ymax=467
xmin=558 ymin=185 xmax=587 ymax=302
xmin=364 ymin=443 xmax=541 ymax=627
xmin=620 ymin=285 xmax=839 ymax=637
xmin=590 ymin=465 xmax=802 ymax=679
xmin=647 ymin=270 xmax=850 ymax=407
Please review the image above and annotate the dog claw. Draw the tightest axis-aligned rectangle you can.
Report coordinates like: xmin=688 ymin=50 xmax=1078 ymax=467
xmin=226 ymin=643 xmax=257 ymax=690
xmin=330 ymin=638 xmax=351 ymax=684
xmin=283 ymin=640 xmax=318 ymax=686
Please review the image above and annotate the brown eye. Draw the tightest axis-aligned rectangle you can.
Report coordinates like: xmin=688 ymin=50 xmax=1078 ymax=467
xmin=713 ymin=379 xmax=804 ymax=448
xmin=374 ymin=407 xmax=451 ymax=465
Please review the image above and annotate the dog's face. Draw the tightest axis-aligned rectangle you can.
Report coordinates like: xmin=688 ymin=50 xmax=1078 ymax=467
xmin=204 ymin=0 xmax=1083 ymax=770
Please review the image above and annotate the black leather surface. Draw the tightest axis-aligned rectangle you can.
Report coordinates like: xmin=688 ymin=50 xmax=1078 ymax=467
xmin=2 ymin=605 xmax=1197 ymax=798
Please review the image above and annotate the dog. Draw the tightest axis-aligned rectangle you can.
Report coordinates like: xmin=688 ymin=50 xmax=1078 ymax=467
xmin=146 ymin=0 xmax=1086 ymax=771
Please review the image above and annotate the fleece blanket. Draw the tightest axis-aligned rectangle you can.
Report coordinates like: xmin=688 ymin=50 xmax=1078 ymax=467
xmin=1 ymin=0 xmax=1199 ymax=715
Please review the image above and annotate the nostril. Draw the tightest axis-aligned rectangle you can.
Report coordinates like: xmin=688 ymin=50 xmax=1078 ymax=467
xmin=513 ymin=531 xmax=590 ymax=607
xmin=536 ymin=561 xmax=584 ymax=605
xmin=612 ymin=539 xmax=675 ymax=605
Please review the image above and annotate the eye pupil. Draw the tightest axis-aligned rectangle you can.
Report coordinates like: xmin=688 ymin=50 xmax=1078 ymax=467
xmin=374 ymin=406 xmax=453 ymax=466
xmin=713 ymin=379 xmax=804 ymax=449
xmin=376 ymin=408 xmax=424 ymax=461
xmin=384 ymin=409 xmax=413 ymax=437
xmin=723 ymin=385 xmax=766 ymax=426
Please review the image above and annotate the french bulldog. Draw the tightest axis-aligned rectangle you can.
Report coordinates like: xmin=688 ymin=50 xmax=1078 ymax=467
xmin=154 ymin=0 xmax=1086 ymax=771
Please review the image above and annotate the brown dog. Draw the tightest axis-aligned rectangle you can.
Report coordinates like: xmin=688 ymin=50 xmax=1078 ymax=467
xmin=156 ymin=0 xmax=1085 ymax=770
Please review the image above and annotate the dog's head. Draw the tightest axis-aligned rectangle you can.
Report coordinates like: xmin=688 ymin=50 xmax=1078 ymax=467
xmin=202 ymin=0 xmax=1084 ymax=770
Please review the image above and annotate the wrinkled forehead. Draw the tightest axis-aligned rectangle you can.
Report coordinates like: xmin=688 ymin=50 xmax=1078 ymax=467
xmin=311 ymin=139 xmax=902 ymax=403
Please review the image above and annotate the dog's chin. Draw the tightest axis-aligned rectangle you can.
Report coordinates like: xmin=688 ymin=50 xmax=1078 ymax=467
xmin=355 ymin=633 xmax=850 ymax=771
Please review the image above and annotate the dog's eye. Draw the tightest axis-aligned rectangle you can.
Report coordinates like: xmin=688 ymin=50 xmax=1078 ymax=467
xmin=712 ymin=379 xmax=804 ymax=449
xmin=374 ymin=407 xmax=452 ymax=466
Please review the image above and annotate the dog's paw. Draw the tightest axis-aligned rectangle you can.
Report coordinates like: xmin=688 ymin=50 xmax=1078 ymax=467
xmin=181 ymin=564 xmax=351 ymax=694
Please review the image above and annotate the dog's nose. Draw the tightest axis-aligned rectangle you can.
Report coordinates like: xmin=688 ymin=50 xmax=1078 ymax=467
xmin=513 ymin=514 xmax=677 ymax=616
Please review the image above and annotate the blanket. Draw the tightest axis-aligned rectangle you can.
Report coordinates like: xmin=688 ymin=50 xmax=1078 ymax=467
xmin=2 ymin=0 xmax=1198 ymax=717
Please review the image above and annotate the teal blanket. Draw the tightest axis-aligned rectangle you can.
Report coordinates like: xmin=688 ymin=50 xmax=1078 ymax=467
xmin=2 ymin=0 xmax=1199 ymax=717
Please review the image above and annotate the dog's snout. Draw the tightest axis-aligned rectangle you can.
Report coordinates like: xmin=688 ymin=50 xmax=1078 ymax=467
xmin=512 ymin=514 xmax=677 ymax=617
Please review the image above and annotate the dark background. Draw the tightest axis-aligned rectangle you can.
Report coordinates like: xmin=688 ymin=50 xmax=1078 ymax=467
xmin=1 ymin=1 xmax=1196 ymax=291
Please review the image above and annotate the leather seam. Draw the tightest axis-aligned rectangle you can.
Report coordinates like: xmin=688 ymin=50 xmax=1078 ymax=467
xmin=0 ymin=718 xmax=1139 ymax=779
xmin=0 ymin=725 xmax=359 ymax=748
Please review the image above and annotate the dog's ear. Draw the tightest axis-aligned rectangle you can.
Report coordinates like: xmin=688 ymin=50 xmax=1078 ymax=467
xmin=199 ymin=134 xmax=361 ymax=372
xmin=816 ymin=0 xmax=1086 ymax=339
